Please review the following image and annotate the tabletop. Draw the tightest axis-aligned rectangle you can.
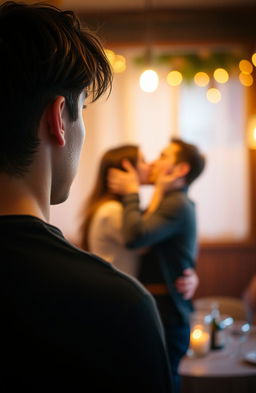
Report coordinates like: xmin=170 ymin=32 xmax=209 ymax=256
xmin=179 ymin=324 xmax=256 ymax=393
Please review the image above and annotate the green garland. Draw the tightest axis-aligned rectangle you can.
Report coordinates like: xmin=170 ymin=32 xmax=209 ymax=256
xmin=134 ymin=50 xmax=246 ymax=81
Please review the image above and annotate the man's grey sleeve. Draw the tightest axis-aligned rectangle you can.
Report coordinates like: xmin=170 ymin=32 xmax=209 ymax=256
xmin=122 ymin=193 xmax=185 ymax=249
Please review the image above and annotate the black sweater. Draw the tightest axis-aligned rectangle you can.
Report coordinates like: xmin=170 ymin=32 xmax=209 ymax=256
xmin=0 ymin=215 xmax=173 ymax=393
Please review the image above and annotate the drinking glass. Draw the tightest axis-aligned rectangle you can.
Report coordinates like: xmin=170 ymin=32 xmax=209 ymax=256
xmin=227 ymin=320 xmax=251 ymax=358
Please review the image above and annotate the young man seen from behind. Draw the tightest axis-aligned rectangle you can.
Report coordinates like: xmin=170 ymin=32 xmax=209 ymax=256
xmin=0 ymin=2 xmax=173 ymax=392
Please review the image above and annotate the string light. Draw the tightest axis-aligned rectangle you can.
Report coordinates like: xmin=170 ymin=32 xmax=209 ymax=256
xmin=239 ymin=59 xmax=253 ymax=74
xmin=112 ymin=55 xmax=126 ymax=73
xmin=166 ymin=70 xmax=183 ymax=86
xmin=239 ymin=73 xmax=253 ymax=87
xmin=139 ymin=69 xmax=159 ymax=92
xmin=194 ymin=72 xmax=209 ymax=87
xmin=104 ymin=49 xmax=126 ymax=74
xmin=105 ymin=47 xmax=256 ymax=100
xmin=104 ymin=49 xmax=115 ymax=66
xmin=251 ymin=127 xmax=256 ymax=147
xmin=252 ymin=53 xmax=256 ymax=67
xmin=248 ymin=116 xmax=256 ymax=149
xmin=213 ymin=68 xmax=229 ymax=84
xmin=206 ymin=88 xmax=221 ymax=103
xmin=249 ymin=127 xmax=256 ymax=150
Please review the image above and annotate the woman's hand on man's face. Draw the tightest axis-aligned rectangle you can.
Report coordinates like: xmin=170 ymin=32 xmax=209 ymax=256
xmin=107 ymin=159 xmax=139 ymax=195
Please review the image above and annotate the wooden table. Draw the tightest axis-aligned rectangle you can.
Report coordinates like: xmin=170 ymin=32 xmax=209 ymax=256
xmin=179 ymin=325 xmax=256 ymax=393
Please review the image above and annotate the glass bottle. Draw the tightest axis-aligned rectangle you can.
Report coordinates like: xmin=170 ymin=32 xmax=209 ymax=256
xmin=210 ymin=307 xmax=226 ymax=350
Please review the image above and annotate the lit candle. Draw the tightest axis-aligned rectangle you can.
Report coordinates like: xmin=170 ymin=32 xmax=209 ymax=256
xmin=190 ymin=324 xmax=210 ymax=356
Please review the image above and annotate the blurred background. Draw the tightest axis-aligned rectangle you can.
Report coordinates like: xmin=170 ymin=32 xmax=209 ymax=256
xmin=8 ymin=0 xmax=256 ymax=299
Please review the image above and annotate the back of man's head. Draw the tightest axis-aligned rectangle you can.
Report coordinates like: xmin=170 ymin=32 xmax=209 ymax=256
xmin=0 ymin=1 xmax=112 ymax=177
xmin=171 ymin=137 xmax=206 ymax=185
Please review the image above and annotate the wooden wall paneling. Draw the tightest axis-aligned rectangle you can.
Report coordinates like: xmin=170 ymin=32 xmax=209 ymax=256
xmin=195 ymin=244 xmax=256 ymax=299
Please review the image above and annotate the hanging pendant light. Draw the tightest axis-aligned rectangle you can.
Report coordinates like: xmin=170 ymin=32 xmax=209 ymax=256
xmin=139 ymin=0 xmax=159 ymax=93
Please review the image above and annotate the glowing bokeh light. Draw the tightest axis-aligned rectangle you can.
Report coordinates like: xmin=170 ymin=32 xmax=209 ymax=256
xmin=139 ymin=69 xmax=159 ymax=92
xmin=213 ymin=68 xmax=229 ymax=84
xmin=166 ymin=70 xmax=183 ymax=86
xmin=194 ymin=72 xmax=209 ymax=87
xmin=206 ymin=88 xmax=221 ymax=103
xmin=113 ymin=55 xmax=126 ymax=73
xmin=239 ymin=59 xmax=253 ymax=74
xmin=192 ymin=328 xmax=203 ymax=340
xmin=239 ymin=72 xmax=253 ymax=87
xmin=250 ymin=127 xmax=256 ymax=150
xmin=104 ymin=49 xmax=115 ymax=66
xmin=253 ymin=128 xmax=256 ymax=142
xmin=251 ymin=53 xmax=256 ymax=67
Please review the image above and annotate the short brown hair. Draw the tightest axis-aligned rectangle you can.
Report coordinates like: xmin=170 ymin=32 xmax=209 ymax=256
xmin=0 ymin=1 xmax=112 ymax=176
xmin=171 ymin=138 xmax=206 ymax=185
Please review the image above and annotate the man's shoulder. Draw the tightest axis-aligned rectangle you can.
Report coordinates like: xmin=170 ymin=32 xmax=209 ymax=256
xmin=43 ymin=230 xmax=152 ymax=304
xmin=0 ymin=214 xmax=150 ymax=301
xmin=60 ymin=246 xmax=157 ymax=317
xmin=77 ymin=247 xmax=151 ymax=298
xmin=157 ymin=191 xmax=195 ymax=223
xmin=46 ymin=225 xmax=149 ymax=297
xmin=164 ymin=189 xmax=194 ymax=208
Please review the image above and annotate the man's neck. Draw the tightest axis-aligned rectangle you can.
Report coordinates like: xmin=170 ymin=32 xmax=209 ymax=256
xmin=172 ymin=177 xmax=187 ymax=191
xmin=0 ymin=173 xmax=49 ymax=221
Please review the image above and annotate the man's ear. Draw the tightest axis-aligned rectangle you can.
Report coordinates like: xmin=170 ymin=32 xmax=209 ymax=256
xmin=173 ymin=162 xmax=190 ymax=179
xmin=45 ymin=96 xmax=66 ymax=147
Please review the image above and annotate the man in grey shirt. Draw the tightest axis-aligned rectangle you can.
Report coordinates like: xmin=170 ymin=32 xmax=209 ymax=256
xmin=108 ymin=137 xmax=206 ymax=393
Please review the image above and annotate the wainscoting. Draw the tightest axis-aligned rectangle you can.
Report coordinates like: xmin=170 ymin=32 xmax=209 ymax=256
xmin=195 ymin=243 xmax=256 ymax=299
